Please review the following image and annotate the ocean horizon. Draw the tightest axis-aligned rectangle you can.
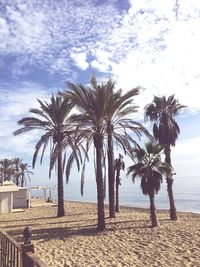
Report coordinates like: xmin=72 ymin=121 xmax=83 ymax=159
xmin=31 ymin=176 xmax=200 ymax=214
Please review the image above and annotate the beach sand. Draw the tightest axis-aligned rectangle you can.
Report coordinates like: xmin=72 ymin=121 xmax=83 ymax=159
xmin=0 ymin=199 xmax=200 ymax=267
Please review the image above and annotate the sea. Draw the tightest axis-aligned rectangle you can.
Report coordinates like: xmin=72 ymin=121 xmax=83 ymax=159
xmin=31 ymin=176 xmax=200 ymax=214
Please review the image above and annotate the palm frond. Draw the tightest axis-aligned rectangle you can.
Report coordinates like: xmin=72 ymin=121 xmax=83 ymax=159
xmin=65 ymin=151 xmax=76 ymax=183
xmin=145 ymin=94 xmax=186 ymax=147
xmin=32 ymin=132 xmax=51 ymax=168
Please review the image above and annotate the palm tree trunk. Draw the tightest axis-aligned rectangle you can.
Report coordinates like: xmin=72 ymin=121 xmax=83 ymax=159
xmin=149 ymin=192 xmax=158 ymax=227
xmin=21 ymin=174 xmax=24 ymax=187
xmin=94 ymin=134 xmax=106 ymax=231
xmin=16 ymin=177 xmax=19 ymax=186
xmin=115 ymin=168 xmax=120 ymax=212
xmin=166 ymin=177 xmax=178 ymax=220
xmin=57 ymin=142 xmax=65 ymax=217
xmin=164 ymin=145 xmax=178 ymax=220
xmin=16 ymin=166 xmax=19 ymax=186
xmin=3 ymin=170 xmax=6 ymax=182
xmin=107 ymin=124 xmax=115 ymax=218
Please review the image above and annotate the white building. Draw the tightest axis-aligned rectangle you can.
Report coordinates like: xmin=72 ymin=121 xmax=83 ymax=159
xmin=0 ymin=181 xmax=28 ymax=213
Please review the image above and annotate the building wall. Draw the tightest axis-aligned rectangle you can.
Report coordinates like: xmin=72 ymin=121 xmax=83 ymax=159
xmin=13 ymin=189 xmax=27 ymax=208
xmin=0 ymin=192 xmax=13 ymax=213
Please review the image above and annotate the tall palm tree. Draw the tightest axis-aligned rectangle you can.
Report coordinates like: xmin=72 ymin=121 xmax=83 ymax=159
xmin=114 ymin=154 xmax=125 ymax=212
xmin=96 ymin=77 xmax=150 ymax=218
xmin=144 ymin=95 xmax=186 ymax=220
xmin=18 ymin=163 xmax=33 ymax=187
xmin=127 ymin=141 xmax=172 ymax=227
xmin=13 ymin=95 xmax=75 ymax=217
xmin=91 ymin=75 xmax=149 ymax=218
xmin=63 ymin=80 xmax=108 ymax=230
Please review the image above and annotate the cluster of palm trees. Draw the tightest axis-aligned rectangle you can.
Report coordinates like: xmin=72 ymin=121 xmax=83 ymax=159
xmin=13 ymin=75 xmax=185 ymax=229
xmin=0 ymin=158 xmax=33 ymax=187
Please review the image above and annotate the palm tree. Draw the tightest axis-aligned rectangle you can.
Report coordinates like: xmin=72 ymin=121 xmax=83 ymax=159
xmin=13 ymin=95 xmax=75 ymax=217
xmin=114 ymin=154 xmax=125 ymax=212
xmin=91 ymin=76 xmax=151 ymax=218
xmin=18 ymin=163 xmax=33 ymax=187
xmin=13 ymin=158 xmax=22 ymax=186
xmin=63 ymin=80 xmax=108 ymax=230
xmin=127 ymin=141 xmax=172 ymax=227
xmin=144 ymin=95 xmax=186 ymax=220
xmin=0 ymin=158 xmax=14 ymax=182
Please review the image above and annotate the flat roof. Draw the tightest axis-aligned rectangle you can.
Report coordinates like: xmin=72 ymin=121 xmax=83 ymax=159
xmin=0 ymin=186 xmax=19 ymax=193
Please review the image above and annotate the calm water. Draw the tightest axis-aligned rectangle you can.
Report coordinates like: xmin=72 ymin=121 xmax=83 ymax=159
xmin=32 ymin=176 xmax=200 ymax=213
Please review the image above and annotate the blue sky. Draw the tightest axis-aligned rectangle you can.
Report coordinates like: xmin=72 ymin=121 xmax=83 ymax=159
xmin=0 ymin=0 xmax=200 ymax=187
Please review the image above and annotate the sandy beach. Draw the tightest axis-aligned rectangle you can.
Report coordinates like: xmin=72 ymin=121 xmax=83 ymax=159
xmin=0 ymin=199 xmax=200 ymax=267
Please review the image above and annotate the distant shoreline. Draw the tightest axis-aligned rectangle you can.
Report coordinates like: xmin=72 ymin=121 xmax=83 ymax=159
xmin=31 ymin=196 xmax=200 ymax=216
xmin=29 ymin=175 xmax=200 ymax=214
xmin=67 ymin=200 xmax=200 ymax=216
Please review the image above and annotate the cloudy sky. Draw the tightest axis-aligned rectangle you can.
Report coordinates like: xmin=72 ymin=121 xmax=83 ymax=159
xmin=0 ymin=0 xmax=200 ymax=186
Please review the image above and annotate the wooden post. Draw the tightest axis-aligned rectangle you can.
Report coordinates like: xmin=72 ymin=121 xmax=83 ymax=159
xmin=21 ymin=226 xmax=34 ymax=267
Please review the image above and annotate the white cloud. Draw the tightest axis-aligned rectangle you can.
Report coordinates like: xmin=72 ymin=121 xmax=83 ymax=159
xmin=0 ymin=17 xmax=10 ymax=50
xmin=90 ymin=49 xmax=111 ymax=72
xmin=2 ymin=0 xmax=200 ymax=113
xmin=105 ymin=1 xmax=200 ymax=111
xmin=0 ymin=82 xmax=52 ymax=158
xmin=71 ymin=52 xmax=89 ymax=70
xmin=0 ymin=1 xmax=120 ymax=75
xmin=90 ymin=60 xmax=109 ymax=72
xmin=1 ymin=0 xmax=200 ymax=181
xmin=0 ymin=82 xmax=50 ymax=118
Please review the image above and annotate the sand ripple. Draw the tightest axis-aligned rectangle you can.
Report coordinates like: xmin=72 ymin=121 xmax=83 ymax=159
xmin=0 ymin=200 xmax=200 ymax=267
